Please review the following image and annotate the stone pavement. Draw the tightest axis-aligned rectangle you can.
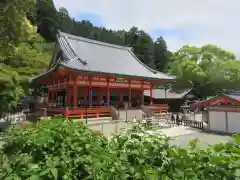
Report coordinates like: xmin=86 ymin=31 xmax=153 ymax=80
xmin=146 ymin=125 xmax=201 ymax=137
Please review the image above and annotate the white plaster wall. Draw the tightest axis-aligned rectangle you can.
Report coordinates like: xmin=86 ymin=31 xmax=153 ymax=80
xmin=227 ymin=112 xmax=240 ymax=133
xmin=209 ymin=111 xmax=226 ymax=132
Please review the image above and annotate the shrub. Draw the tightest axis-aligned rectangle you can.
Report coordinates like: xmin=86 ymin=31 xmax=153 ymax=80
xmin=0 ymin=118 xmax=117 ymax=179
xmin=111 ymin=126 xmax=240 ymax=179
xmin=0 ymin=118 xmax=239 ymax=179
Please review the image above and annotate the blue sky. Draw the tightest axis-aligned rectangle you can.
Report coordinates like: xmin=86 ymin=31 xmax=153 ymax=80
xmin=53 ymin=0 xmax=240 ymax=54
xmin=75 ymin=13 xmax=183 ymax=41
xmin=75 ymin=13 xmax=104 ymax=27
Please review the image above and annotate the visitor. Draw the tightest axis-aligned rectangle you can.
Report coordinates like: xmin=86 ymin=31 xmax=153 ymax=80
xmin=176 ymin=113 xmax=180 ymax=126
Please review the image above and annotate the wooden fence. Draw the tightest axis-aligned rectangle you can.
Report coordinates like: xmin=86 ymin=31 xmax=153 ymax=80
xmin=170 ymin=114 xmax=204 ymax=129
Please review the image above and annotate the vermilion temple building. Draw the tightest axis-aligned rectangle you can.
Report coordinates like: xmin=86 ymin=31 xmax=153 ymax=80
xmin=31 ymin=31 xmax=175 ymax=119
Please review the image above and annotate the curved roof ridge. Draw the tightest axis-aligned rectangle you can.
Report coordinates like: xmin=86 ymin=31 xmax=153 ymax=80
xmin=64 ymin=36 xmax=88 ymax=65
xmin=58 ymin=30 xmax=132 ymax=51
xmin=57 ymin=34 xmax=76 ymax=60
xmin=57 ymin=32 xmax=88 ymax=66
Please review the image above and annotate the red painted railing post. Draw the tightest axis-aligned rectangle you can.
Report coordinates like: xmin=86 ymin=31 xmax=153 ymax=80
xmin=65 ymin=107 xmax=69 ymax=120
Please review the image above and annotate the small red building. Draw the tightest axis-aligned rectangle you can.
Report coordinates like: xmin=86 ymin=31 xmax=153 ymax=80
xmin=190 ymin=94 xmax=240 ymax=133
xmin=31 ymin=31 xmax=174 ymax=119
xmin=189 ymin=94 xmax=240 ymax=109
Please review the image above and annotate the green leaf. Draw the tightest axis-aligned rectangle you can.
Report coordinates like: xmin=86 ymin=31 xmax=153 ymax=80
xmin=28 ymin=175 xmax=40 ymax=180
xmin=50 ymin=168 xmax=58 ymax=179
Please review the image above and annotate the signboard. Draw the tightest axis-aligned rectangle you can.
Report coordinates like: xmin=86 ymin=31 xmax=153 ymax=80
xmin=115 ymin=77 xmax=128 ymax=83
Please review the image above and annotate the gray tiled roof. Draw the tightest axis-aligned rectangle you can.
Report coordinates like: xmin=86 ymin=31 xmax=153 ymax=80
xmin=224 ymin=94 xmax=240 ymax=101
xmin=144 ymin=88 xmax=192 ymax=99
xmin=56 ymin=31 xmax=175 ymax=80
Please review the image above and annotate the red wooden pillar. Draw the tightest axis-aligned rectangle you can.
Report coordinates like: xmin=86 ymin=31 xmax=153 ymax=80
xmin=65 ymin=107 xmax=69 ymax=120
xmin=98 ymin=89 xmax=102 ymax=105
xmin=83 ymin=88 xmax=87 ymax=105
xmin=47 ymin=87 xmax=50 ymax=102
xmin=67 ymin=76 xmax=71 ymax=107
xmin=140 ymin=80 xmax=144 ymax=105
xmin=89 ymin=76 xmax=92 ymax=107
xmin=149 ymin=83 xmax=153 ymax=105
xmin=67 ymin=87 xmax=71 ymax=106
xmin=128 ymin=79 xmax=131 ymax=104
xmin=107 ymin=78 xmax=110 ymax=106
xmin=120 ymin=89 xmax=123 ymax=104
xmin=52 ymin=79 xmax=55 ymax=101
xmin=74 ymin=78 xmax=77 ymax=108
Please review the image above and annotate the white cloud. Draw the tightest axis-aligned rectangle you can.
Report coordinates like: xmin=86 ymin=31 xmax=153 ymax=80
xmin=53 ymin=0 xmax=240 ymax=54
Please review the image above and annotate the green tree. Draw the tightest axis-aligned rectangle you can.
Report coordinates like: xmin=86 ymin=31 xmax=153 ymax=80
xmin=36 ymin=0 xmax=58 ymax=41
xmin=0 ymin=0 xmax=34 ymax=56
xmin=169 ymin=44 xmax=239 ymax=98
xmin=154 ymin=36 xmax=169 ymax=72
xmin=126 ymin=27 xmax=155 ymax=68
xmin=57 ymin=7 xmax=74 ymax=33
xmin=0 ymin=66 xmax=24 ymax=117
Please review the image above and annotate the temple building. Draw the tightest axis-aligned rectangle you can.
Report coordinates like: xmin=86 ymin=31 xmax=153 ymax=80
xmin=31 ymin=31 xmax=175 ymax=118
xmin=144 ymin=88 xmax=196 ymax=112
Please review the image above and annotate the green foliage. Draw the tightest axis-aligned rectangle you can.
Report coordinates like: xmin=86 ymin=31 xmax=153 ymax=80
xmin=0 ymin=66 xmax=24 ymax=116
xmin=0 ymin=119 xmax=239 ymax=179
xmin=5 ymin=34 xmax=53 ymax=76
xmin=154 ymin=37 xmax=170 ymax=72
xmin=36 ymin=0 xmax=59 ymax=41
xmin=0 ymin=0 xmax=34 ymax=56
xmin=0 ymin=118 xmax=112 ymax=179
xmin=169 ymin=45 xmax=240 ymax=98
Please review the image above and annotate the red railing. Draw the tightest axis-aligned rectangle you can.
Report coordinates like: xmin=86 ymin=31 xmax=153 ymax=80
xmin=47 ymin=106 xmax=112 ymax=120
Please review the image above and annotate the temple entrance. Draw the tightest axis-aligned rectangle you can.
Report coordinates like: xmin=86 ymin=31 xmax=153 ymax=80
xmin=56 ymin=89 xmax=67 ymax=107
xmin=110 ymin=89 xmax=120 ymax=106
xmin=92 ymin=88 xmax=100 ymax=106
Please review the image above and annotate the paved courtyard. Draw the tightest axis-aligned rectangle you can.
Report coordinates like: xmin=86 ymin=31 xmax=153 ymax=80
xmin=0 ymin=122 xmax=233 ymax=149
xmin=170 ymin=131 xmax=232 ymax=148
xmin=86 ymin=121 xmax=233 ymax=149
xmin=146 ymin=125 xmax=232 ymax=148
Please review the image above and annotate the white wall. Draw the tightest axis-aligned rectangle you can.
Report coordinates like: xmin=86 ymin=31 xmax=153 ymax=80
xmin=209 ymin=111 xmax=240 ymax=133
xmin=209 ymin=111 xmax=226 ymax=132
xmin=227 ymin=112 xmax=240 ymax=133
